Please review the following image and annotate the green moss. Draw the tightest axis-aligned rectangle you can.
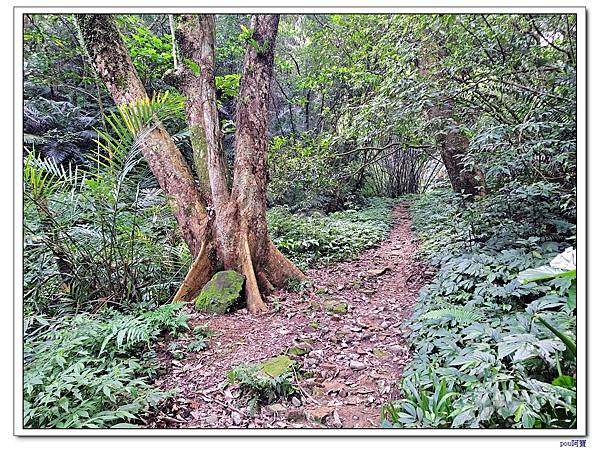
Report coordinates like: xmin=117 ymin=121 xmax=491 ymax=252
xmin=324 ymin=300 xmax=348 ymax=314
xmin=195 ymin=270 xmax=245 ymax=314
xmin=286 ymin=344 xmax=310 ymax=356
xmin=260 ymin=355 xmax=295 ymax=378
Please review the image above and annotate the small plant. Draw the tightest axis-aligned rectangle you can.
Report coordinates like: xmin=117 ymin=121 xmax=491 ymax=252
xmin=284 ymin=278 xmax=314 ymax=293
xmin=270 ymin=296 xmax=284 ymax=313
xmin=187 ymin=339 xmax=208 ymax=352
xmin=227 ymin=356 xmax=297 ymax=407
xmin=381 ymin=372 xmax=458 ymax=428
xmin=186 ymin=324 xmax=215 ymax=352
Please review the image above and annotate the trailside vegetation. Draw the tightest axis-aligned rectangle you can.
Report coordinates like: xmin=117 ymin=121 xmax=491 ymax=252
xmin=22 ymin=13 xmax=577 ymax=429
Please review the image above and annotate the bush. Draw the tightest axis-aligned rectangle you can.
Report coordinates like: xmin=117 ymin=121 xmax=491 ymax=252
xmin=23 ymin=93 xmax=191 ymax=317
xmin=382 ymin=191 xmax=576 ymax=429
xmin=23 ymin=303 xmax=189 ymax=428
xmin=268 ymin=197 xmax=395 ymax=269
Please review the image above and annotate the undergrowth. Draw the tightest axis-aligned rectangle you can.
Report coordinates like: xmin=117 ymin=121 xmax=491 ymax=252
xmin=382 ymin=190 xmax=576 ymax=429
xmin=268 ymin=197 xmax=395 ymax=269
xmin=24 ymin=303 xmax=189 ymax=428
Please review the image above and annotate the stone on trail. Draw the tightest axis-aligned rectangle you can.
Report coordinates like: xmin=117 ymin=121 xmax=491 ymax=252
xmin=366 ymin=267 xmax=390 ymax=277
xmin=324 ymin=300 xmax=348 ymax=314
xmin=195 ymin=270 xmax=245 ymax=314
xmin=349 ymin=360 xmax=366 ymax=370
xmin=260 ymin=355 xmax=295 ymax=378
xmin=287 ymin=344 xmax=311 ymax=356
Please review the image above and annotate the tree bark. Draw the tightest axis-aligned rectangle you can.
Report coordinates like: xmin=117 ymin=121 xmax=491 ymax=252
xmin=418 ymin=40 xmax=487 ymax=198
xmin=75 ymin=14 xmax=211 ymax=262
xmin=168 ymin=15 xmax=231 ymax=258
xmin=78 ymin=14 xmax=305 ymax=313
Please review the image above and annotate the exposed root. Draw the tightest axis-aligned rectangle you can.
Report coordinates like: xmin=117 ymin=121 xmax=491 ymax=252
xmin=172 ymin=242 xmax=213 ymax=303
xmin=241 ymin=233 xmax=268 ymax=314
xmin=264 ymin=241 xmax=307 ymax=288
xmin=257 ymin=271 xmax=275 ymax=296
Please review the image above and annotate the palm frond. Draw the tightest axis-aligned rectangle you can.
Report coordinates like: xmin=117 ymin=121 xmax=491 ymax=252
xmin=94 ymin=91 xmax=185 ymax=176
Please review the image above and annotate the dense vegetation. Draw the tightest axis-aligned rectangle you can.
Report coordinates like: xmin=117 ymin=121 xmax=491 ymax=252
xmin=382 ymin=191 xmax=576 ymax=428
xmin=22 ymin=12 xmax=577 ymax=430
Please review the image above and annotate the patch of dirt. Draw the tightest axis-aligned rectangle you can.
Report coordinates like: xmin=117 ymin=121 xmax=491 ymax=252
xmin=146 ymin=203 xmax=429 ymax=429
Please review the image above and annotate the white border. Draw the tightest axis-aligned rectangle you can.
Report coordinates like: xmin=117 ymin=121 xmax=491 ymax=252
xmin=12 ymin=3 xmax=587 ymax=438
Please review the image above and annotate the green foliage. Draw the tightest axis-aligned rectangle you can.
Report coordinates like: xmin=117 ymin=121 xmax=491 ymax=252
xmin=215 ymin=73 xmax=241 ymax=100
xmin=121 ymin=18 xmax=174 ymax=83
xmin=420 ymin=306 xmax=484 ymax=324
xmin=24 ymin=303 xmax=188 ymax=428
xmin=24 ymin=93 xmax=190 ymax=316
xmin=382 ymin=371 xmax=458 ymax=428
xmin=268 ymin=198 xmax=395 ymax=269
xmin=227 ymin=359 xmax=297 ymax=406
xmin=382 ymin=191 xmax=576 ymax=429
xmin=186 ymin=325 xmax=216 ymax=352
xmin=268 ymin=132 xmax=357 ymax=211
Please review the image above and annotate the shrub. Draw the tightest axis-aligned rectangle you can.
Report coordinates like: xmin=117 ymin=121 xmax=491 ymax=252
xmin=23 ymin=303 xmax=188 ymax=428
xmin=268 ymin=197 xmax=395 ymax=269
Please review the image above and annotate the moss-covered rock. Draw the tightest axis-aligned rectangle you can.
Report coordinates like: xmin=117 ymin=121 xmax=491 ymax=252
xmin=286 ymin=344 xmax=311 ymax=356
xmin=260 ymin=355 xmax=295 ymax=378
xmin=195 ymin=270 xmax=245 ymax=314
xmin=324 ymin=300 xmax=348 ymax=314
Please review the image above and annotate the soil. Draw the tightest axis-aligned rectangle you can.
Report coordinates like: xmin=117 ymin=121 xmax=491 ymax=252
xmin=147 ymin=203 xmax=429 ymax=429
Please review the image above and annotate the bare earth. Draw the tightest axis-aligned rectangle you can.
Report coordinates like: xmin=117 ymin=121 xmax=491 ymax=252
xmin=148 ymin=203 xmax=428 ymax=429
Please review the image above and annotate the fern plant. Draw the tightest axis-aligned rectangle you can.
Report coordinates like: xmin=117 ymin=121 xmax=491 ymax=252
xmin=23 ymin=303 xmax=188 ymax=428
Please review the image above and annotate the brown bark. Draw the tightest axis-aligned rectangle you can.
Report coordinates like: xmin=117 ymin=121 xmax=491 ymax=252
xmin=169 ymin=15 xmax=231 ymax=257
xmin=78 ymin=14 xmax=305 ymax=313
xmin=75 ymin=14 xmax=210 ymax=260
xmin=419 ymin=40 xmax=486 ymax=198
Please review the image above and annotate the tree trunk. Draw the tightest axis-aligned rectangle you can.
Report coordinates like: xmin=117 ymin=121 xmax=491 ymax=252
xmin=168 ymin=14 xmax=231 ymax=258
xmin=418 ymin=40 xmax=487 ymax=198
xmin=173 ymin=14 xmax=306 ymax=312
xmin=75 ymin=14 xmax=211 ymax=263
xmin=78 ymin=14 xmax=305 ymax=313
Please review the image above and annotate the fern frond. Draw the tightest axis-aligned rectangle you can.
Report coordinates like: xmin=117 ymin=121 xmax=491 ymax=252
xmin=24 ymin=133 xmax=47 ymax=145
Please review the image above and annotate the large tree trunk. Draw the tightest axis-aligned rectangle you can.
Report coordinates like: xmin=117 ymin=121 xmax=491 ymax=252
xmin=78 ymin=14 xmax=305 ymax=313
xmin=419 ymin=41 xmax=487 ymax=198
xmin=173 ymin=14 xmax=305 ymax=312
xmin=75 ymin=14 xmax=211 ymax=264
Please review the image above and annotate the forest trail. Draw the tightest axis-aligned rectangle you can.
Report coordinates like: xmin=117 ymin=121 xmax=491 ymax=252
xmin=150 ymin=203 xmax=428 ymax=429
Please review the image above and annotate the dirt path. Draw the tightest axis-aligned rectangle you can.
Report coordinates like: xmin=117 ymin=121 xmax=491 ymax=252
xmin=149 ymin=203 xmax=428 ymax=429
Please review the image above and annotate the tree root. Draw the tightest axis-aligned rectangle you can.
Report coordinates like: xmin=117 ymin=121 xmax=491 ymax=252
xmin=241 ymin=233 xmax=268 ymax=314
xmin=172 ymin=242 xmax=213 ymax=303
xmin=264 ymin=242 xmax=307 ymax=288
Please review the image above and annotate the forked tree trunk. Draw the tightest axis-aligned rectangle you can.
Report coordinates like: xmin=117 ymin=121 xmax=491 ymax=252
xmin=172 ymin=14 xmax=305 ymax=313
xmin=77 ymin=14 xmax=305 ymax=313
